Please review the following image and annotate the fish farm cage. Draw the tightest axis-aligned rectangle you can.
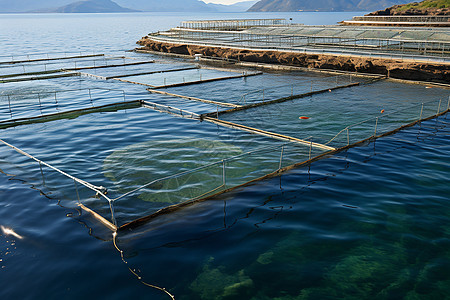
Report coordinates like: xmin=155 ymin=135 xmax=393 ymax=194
xmin=179 ymin=19 xmax=288 ymax=31
xmin=341 ymin=15 xmax=450 ymax=27
xmin=1 ymin=47 xmax=449 ymax=234
xmin=1 ymin=46 xmax=449 ymax=299
xmin=149 ymin=23 xmax=450 ymax=61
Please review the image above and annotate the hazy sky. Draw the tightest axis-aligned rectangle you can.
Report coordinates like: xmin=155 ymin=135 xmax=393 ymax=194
xmin=204 ymin=0 xmax=247 ymax=4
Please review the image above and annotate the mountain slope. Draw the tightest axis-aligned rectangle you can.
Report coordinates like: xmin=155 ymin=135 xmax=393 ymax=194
xmin=114 ymin=0 xmax=214 ymax=12
xmin=0 ymin=0 xmax=72 ymax=12
xmin=51 ymin=0 xmax=137 ymax=13
xmin=248 ymin=0 xmax=412 ymax=12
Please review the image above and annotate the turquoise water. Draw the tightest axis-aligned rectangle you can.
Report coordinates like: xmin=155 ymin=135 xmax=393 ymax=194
xmin=0 ymin=12 xmax=449 ymax=300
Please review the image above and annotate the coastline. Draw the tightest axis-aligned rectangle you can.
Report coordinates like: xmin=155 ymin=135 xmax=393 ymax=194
xmin=137 ymin=38 xmax=450 ymax=83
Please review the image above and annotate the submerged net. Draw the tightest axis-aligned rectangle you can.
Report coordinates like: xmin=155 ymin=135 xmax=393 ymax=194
xmin=103 ymin=139 xmax=244 ymax=203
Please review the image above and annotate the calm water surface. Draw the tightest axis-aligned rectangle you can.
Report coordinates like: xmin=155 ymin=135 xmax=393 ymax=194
xmin=0 ymin=12 xmax=449 ymax=300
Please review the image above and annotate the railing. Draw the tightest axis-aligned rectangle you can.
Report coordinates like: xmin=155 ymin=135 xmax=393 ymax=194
xmin=0 ymin=51 xmax=102 ymax=63
xmin=110 ymin=137 xmax=319 ymax=210
xmin=0 ymin=88 xmax=127 ymax=121
xmin=0 ymin=56 xmax=130 ymax=75
xmin=326 ymin=97 xmax=450 ymax=147
xmin=154 ymin=30 xmax=450 ymax=61
xmin=236 ymin=75 xmax=356 ymax=105
xmin=352 ymin=16 xmax=450 ymax=23
xmin=0 ymin=138 xmax=116 ymax=228
xmin=180 ymin=19 xmax=287 ymax=31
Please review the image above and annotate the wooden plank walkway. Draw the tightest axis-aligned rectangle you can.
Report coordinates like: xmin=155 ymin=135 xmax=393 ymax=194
xmin=203 ymin=116 xmax=336 ymax=151
xmin=147 ymin=89 xmax=241 ymax=108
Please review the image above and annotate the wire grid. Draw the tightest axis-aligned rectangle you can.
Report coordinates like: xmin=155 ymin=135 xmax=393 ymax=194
xmin=0 ymin=88 xmax=127 ymax=121
xmin=153 ymin=28 xmax=450 ymax=61
xmin=0 ymin=140 xmax=116 ymax=224
xmin=326 ymin=97 xmax=450 ymax=147
xmin=235 ymin=74 xmax=360 ymax=105
xmin=110 ymin=140 xmax=321 ymax=224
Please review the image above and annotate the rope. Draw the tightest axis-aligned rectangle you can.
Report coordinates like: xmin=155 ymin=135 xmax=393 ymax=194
xmin=0 ymin=138 xmax=111 ymax=203
xmin=112 ymin=232 xmax=175 ymax=300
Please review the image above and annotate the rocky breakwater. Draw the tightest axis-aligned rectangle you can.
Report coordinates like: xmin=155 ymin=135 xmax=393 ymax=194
xmin=137 ymin=37 xmax=450 ymax=83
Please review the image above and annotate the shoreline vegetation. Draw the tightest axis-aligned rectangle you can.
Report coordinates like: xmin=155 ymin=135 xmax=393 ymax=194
xmin=368 ymin=0 xmax=450 ymax=15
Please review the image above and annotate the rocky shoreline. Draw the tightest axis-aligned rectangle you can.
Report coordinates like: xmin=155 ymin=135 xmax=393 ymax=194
xmin=137 ymin=38 xmax=450 ymax=83
xmin=369 ymin=5 xmax=450 ymax=16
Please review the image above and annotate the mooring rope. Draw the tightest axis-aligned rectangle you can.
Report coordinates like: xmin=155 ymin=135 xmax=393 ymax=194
xmin=112 ymin=232 xmax=176 ymax=300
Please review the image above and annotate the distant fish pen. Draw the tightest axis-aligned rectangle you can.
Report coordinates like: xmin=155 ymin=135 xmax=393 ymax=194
xmin=341 ymin=15 xmax=450 ymax=27
xmin=179 ymin=19 xmax=288 ymax=31
xmin=1 ymin=47 xmax=449 ymax=236
xmin=147 ymin=24 xmax=450 ymax=61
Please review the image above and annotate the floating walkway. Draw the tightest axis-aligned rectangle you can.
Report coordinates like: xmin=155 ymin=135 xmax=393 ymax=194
xmin=0 ymin=72 xmax=79 ymax=83
xmin=151 ymin=71 xmax=262 ymax=89
xmin=0 ymin=53 xmax=104 ymax=65
xmin=147 ymin=89 xmax=241 ymax=108
xmin=341 ymin=15 xmax=450 ymax=27
xmin=106 ymin=66 xmax=198 ymax=79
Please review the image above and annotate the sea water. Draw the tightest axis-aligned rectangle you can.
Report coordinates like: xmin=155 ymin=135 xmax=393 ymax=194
xmin=0 ymin=12 xmax=449 ymax=300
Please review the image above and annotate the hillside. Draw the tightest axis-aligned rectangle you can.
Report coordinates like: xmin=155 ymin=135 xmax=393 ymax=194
xmin=0 ymin=0 xmax=72 ymax=12
xmin=368 ymin=0 xmax=450 ymax=15
xmin=114 ymin=0 xmax=213 ymax=12
xmin=248 ymin=0 xmax=412 ymax=12
xmin=51 ymin=0 xmax=137 ymax=13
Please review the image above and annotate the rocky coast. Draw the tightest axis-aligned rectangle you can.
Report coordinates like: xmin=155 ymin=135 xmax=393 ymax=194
xmin=137 ymin=38 xmax=450 ymax=83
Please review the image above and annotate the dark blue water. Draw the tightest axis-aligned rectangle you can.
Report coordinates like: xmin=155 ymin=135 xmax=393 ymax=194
xmin=1 ymin=12 xmax=449 ymax=300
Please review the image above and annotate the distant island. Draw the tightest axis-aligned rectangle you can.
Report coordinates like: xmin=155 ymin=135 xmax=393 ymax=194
xmin=368 ymin=0 xmax=450 ymax=15
xmin=248 ymin=0 xmax=412 ymax=12
xmin=50 ymin=0 xmax=137 ymax=13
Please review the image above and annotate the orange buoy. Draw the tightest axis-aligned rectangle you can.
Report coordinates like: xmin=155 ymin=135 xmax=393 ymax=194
xmin=328 ymin=89 xmax=332 ymax=92
xmin=380 ymin=109 xmax=385 ymax=114
xmin=299 ymin=116 xmax=310 ymax=120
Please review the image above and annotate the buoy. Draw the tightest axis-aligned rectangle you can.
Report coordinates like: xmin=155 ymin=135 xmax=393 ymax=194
xmin=328 ymin=89 xmax=332 ymax=92
xmin=380 ymin=109 xmax=385 ymax=114
xmin=299 ymin=116 xmax=310 ymax=120
xmin=426 ymin=86 xmax=432 ymax=89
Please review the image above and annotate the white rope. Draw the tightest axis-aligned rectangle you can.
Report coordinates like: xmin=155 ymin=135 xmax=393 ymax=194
xmin=0 ymin=138 xmax=112 ymax=202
